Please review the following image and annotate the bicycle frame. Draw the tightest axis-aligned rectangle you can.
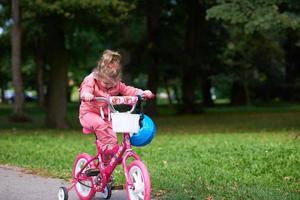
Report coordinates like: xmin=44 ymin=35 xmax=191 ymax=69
xmin=68 ymin=132 xmax=141 ymax=193
xmin=67 ymin=96 xmax=146 ymax=193
xmin=58 ymin=95 xmax=153 ymax=200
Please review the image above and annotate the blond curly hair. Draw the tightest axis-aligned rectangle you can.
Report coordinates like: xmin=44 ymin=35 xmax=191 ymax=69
xmin=94 ymin=50 xmax=122 ymax=85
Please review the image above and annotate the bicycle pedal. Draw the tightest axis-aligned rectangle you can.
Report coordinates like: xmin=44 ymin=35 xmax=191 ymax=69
xmin=85 ymin=169 xmax=100 ymax=177
xmin=112 ymin=185 xmax=124 ymax=190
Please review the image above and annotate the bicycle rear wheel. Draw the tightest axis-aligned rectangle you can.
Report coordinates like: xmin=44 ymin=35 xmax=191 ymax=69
xmin=125 ymin=160 xmax=151 ymax=200
xmin=73 ymin=153 xmax=96 ymax=200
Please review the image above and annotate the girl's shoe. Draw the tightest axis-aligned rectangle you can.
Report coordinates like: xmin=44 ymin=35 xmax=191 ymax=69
xmin=103 ymin=145 xmax=120 ymax=156
xmin=102 ymin=144 xmax=120 ymax=165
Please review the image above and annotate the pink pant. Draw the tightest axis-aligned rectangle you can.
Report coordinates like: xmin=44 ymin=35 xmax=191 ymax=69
xmin=79 ymin=112 xmax=117 ymax=151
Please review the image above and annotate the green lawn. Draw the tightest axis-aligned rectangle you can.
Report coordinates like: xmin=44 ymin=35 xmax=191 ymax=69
xmin=0 ymin=103 xmax=299 ymax=199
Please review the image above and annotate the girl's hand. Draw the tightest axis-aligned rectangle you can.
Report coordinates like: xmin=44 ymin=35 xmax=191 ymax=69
xmin=81 ymin=91 xmax=94 ymax=101
xmin=143 ymin=90 xmax=155 ymax=99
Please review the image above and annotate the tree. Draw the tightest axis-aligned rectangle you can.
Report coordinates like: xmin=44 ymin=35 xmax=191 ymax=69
xmin=282 ymin=30 xmax=300 ymax=101
xmin=44 ymin=15 xmax=70 ymax=128
xmin=180 ymin=0 xmax=227 ymax=111
xmin=10 ymin=0 xmax=26 ymax=120
xmin=207 ymin=0 xmax=300 ymax=103
xmin=0 ymin=29 xmax=10 ymax=104
xmin=18 ymin=0 xmax=134 ymax=128
xmin=180 ymin=0 xmax=202 ymax=113
xmin=207 ymin=0 xmax=300 ymax=34
xmin=144 ymin=0 xmax=162 ymax=115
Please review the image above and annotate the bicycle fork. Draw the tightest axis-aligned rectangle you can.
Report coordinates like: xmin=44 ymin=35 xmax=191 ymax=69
xmin=122 ymin=149 xmax=141 ymax=190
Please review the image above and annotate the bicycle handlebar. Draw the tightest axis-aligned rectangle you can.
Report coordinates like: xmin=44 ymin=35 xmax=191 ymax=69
xmin=93 ymin=95 xmax=145 ymax=113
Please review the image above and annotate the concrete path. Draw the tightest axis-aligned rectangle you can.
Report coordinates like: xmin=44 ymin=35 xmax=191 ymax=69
xmin=0 ymin=165 xmax=127 ymax=200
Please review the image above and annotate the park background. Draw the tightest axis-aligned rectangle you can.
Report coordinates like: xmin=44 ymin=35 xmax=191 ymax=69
xmin=0 ymin=1 xmax=299 ymax=199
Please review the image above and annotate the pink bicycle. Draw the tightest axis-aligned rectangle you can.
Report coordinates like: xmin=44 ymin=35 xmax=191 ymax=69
xmin=58 ymin=96 xmax=156 ymax=200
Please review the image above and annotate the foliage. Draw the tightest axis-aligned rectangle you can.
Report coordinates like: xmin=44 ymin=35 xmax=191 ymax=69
xmin=1 ymin=0 xmax=300 ymax=115
xmin=207 ymin=0 xmax=300 ymax=34
xmin=220 ymin=28 xmax=285 ymax=102
xmin=205 ymin=1 xmax=300 ymax=104
xmin=0 ymin=0 xmax=136 ymax=83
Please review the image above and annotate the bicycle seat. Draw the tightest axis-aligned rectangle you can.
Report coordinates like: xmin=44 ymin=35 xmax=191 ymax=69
xmin=82 ymin=128 xmax=94 ymax=134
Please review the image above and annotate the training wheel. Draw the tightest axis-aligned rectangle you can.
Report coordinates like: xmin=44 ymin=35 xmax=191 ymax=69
xmin=100 ymin=185 xmax=112 ymax=199
xmin=58 ymin=187 xmax=68 ymax=200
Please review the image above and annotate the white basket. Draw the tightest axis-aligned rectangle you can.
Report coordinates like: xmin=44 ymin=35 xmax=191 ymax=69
xmin=111 ymin=113 xmax=140 ymax=133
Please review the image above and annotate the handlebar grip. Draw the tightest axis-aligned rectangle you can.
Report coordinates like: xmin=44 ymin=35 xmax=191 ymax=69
xmin=80 ymin=98 xmax=94 ymax=102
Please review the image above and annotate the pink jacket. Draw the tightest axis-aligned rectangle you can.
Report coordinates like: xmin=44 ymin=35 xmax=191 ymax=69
xmin=79 ymin=73 xmax=143 ymax=119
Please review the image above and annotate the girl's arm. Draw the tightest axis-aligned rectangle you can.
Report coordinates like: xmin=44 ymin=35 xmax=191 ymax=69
xmin=79 ymin=76 xmax=110 ymax=99
xmin=119 ymin=82 xmax=144 ymax=96
xmin=79 ymin=76 xmax=94 ymax=95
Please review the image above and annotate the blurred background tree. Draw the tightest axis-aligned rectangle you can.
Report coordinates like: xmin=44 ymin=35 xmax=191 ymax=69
xmin=207 ymin=0 xmax=300 ymax=104
xmin=1 ymin=0 xmax=300 ymax=128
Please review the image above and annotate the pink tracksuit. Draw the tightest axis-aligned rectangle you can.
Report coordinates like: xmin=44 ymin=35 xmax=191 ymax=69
xmin=79 ymin=73 xmax=143 ymax=151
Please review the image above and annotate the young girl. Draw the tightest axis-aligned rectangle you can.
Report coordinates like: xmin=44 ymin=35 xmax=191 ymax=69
xmin=79 ymin=50 xmax=153 ymax=163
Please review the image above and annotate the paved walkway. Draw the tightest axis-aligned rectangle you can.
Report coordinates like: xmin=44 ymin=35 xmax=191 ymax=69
xmin=0 ymin=165 xmax=127 ymax=200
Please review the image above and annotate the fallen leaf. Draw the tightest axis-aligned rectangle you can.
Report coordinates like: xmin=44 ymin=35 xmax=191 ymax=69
xmin=205 ymin=196 xmax=214 ymax=200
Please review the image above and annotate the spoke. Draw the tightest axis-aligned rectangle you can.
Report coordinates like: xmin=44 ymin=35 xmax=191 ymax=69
xmin=137 ymin=193 xmax=144 ymax=200
xmin=132 ymin=171 xmax=139 ymax=183
xmin=80 ymin=161 xmax=85 ymax=169
xmin=129 ymin=166 xmax=148 ymax=200
xmin=133 ymin=173 xmax=144 ymax=194
xmin=135 ymin=184 xmax=145 ymax=193
xmin=135 ymin=173 xmax=144 ymax=187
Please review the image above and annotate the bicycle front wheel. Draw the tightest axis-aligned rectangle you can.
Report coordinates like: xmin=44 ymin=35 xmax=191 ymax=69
xmin=125 ymin=160 xmax=151 ymax=200
xmin=73 ymin=153 xmax=96 ymax=200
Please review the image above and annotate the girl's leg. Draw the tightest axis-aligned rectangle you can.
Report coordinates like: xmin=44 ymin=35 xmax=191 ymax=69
xmin=80 ymin=113 xmax=118 ymax=163
xmin=99 ymin=124 xmax=120 ymax=164
xmin=97 ymin=123 xmax=118 ymax=150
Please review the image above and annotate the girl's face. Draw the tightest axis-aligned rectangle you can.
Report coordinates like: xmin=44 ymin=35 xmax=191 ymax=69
xmin=100 ymin=79 xmax=117 ymax=89
xmin=109 ymin=60 xmax=120 ymax=69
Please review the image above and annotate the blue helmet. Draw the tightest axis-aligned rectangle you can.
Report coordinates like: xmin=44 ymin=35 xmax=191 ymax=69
xmin=130 ymin=114 xmax=156 ymax=147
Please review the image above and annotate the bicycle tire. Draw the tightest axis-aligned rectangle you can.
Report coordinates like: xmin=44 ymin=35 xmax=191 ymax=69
xmin=125 ymin=160 xmax=151 ymax=200
xmin=72 ymin=153 xmax=96 ymax=200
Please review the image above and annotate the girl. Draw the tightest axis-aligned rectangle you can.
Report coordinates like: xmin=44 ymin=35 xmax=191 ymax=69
xmin=79 ymin=50 xmax=154 ymax=163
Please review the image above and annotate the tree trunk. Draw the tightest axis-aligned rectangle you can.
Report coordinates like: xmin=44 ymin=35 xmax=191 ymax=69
xmin=34 ymin=49 xmax=45 ymax=106
xmin=0 ymin=72 xmax=5 ymax=103
xmin=120 ymin=48 xmax=133 ymax=85
xmin=163 ymin=78 xmax=173 ymax=105
xmin=11 ymin=0 xmax=25 ymax=118
xmin=230 ymin=80 xmax=249 ymax=106
xmin=283 ymin=31 xmax=300 ymax=102
xmin=146 ymin=61 xmax=159 ymax=116
xmin=181 ymin=0 xmax=201 ymax=113
xmin=119 ymin=25 xmax=135 ymax=95
xmin=45 ymin=17 xmax=69 ymax=128
xmin=202 ymin=77 xmax=214 ymax=107
xmin=181 ymin=72 xmax=196 ymax=113
xmin=67 ymin=86 xmax=72 ymax=103
xmin=173 ymin=86 xmax=181 ymax=104
xmin=145 ymin=0 xmax=161 ymax=116
xmin=46 ymin=50 xmax=69 ymax=128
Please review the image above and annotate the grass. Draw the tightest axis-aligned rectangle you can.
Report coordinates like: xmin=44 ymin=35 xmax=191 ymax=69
xmin=0 ymin=103 xmax=300 ymax=199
